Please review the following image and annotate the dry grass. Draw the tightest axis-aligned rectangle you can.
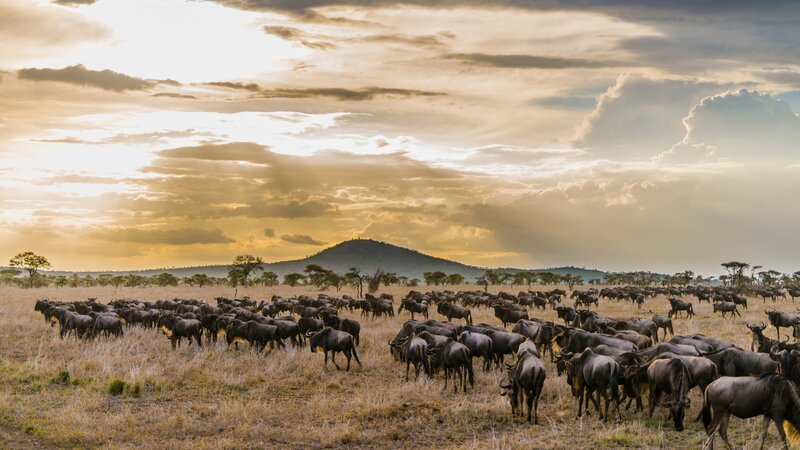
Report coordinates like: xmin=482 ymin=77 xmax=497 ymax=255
xmin=0 ymin=284 xmax=793 ymax=449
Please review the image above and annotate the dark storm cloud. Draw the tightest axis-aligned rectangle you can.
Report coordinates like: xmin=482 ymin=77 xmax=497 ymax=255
xmin=18 ymin=64 xmax=155 ymax=92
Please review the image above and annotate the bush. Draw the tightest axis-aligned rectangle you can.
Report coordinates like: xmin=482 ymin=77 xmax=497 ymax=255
xmin=108 ymin=378 xmax=126 ymax=396
xmin=126 ymin=382 xmax=142 ymax=397
xmin=52 ymin=370 xmax=70 ymax=385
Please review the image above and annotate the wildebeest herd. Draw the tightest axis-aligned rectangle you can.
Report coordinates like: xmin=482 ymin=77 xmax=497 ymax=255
xmin=32 ymin=285 xmax=800 ymax=449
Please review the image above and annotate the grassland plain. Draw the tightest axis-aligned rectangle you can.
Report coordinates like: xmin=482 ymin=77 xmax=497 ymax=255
xmin=0 ymin=285 xmax=791 ymax=449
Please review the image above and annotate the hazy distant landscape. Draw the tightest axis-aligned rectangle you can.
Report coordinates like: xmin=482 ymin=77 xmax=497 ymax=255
xmin=3 ymin=0 xmax=800 ymax=449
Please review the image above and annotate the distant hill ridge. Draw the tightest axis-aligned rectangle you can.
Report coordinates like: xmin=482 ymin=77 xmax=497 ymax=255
xmin=10 ymin=239 xmax=607 ymax=281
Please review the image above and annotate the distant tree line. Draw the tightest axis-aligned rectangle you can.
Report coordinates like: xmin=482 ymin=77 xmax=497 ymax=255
xmin=4 ymin=252 xmax=800 ymax=292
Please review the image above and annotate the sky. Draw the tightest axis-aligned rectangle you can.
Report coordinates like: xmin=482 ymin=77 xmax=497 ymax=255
xmin=1 ymin=0 xmax=798 ymax=275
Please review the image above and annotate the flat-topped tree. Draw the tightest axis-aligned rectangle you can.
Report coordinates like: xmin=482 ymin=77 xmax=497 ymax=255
xmin=228 ymin=254 xmax=264 ymax=287
xmin=721 ymin=261 xmax=750 ymax=287
xmin=9 ymin=251 xmax=51 ymax=288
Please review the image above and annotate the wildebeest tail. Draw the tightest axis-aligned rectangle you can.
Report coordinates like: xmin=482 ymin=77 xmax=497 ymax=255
xmin=700 ymin=389 xmax=711 ymax=430
xmin=609 ymin=364 xmax=620 ymax=400
xmin=466 ymin=357 xmax=475 ymax=387
xmin=351 ymin=336 xmax=362 ymax=366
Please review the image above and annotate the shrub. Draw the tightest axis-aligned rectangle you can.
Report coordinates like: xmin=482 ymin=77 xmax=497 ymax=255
xmin=52 ymin=370 xmax=70 ymax=385
xmin=108 ymin=378 xmax=126 ymax=396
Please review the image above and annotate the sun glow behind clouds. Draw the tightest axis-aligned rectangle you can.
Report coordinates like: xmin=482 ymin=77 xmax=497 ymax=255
xmin=37 ymin=0 xmax=302 ymax=82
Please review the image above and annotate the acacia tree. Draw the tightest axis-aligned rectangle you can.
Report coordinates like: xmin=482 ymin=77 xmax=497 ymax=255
xmin=191 ymin=273 xmax=211 ymax=287
xmin=344 ymin=268 xmax=366 ymax=298
xmin=9 ymin=252 xmax=51 ymax=288
xmin=283 ymin=273 xmax=306 ymax=287
xmin=228 ymin=255 xmax=264 ymax=286
xmin=721 ymin=261 xmax=750 ymax=288
xmin=446 ymin=273 xmax=465 ymax=286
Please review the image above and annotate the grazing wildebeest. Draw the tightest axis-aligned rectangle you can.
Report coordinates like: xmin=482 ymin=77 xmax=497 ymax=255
xmin=458 ymin=330 xmax=495 ymax=371
xmin=428 ymin=338 xmax=475 ymax=393
xmin=89 ymin=315 xmax=123 ymax=339
xmin=645 ymin=358 xmax=693 ymax=431
xmin=308 ymin=327 xmax=361 ymax=371
xmin=713 ymin=302 xmax=741 ymax=319
xmin=651 ymin=315 xmax=674 ymax=340
xmin=228 ymin=320 xmax=285 ymax=352
xmin=556 ymin=306 xmax=577 ymax=326
xmin=766 ymin=311 xmax=800 ymax=340
xmin=702 ymin=347 xmax=779 ymax=377
xmin=62 ymin=313 xmax=94 ymax=339
xmin=494 ymin=304 xmax=528 ymax=327
xmin=159 ymin=315 xmax=203 ymax=349
xmin=561 ymin=348 xmax=622 ymax=421
xmin=500 ymin=348 xmax=546 ymax=424
xmin=401 ymin=336 xmax=431 ymax=381
xmin=701 ymin=374 xmax=800 ymax=450
xmin=437 ymin=302 xmax=472 ymax=325
xmin=398 ymin=298 xmax=428 ymax=320
xmin=668 ymin=298 xmax=694 ymax=319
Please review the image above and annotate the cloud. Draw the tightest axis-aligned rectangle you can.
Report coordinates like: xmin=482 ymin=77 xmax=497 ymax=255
xmin=530 ymin=95 xmax=597 ymax=110
xmin=264 ymin=228 xmax=275 ymax=237
xmin=17 ymin=64 xmax=156 ymax=92
xmin=206 ymin=81 xmax=445 ymax=100
xmin=263 ymin=24 xmax=450 ymax=50
xmin=207 ymin=81 xmax=262 ymax=91
xmin=95 ymin=227 xmax=235 ymax=245
xmin=257 ymin=86 xmax=445 ymax=100
xmin=444 ymin=53 xmax=621 ymax=69
xmin=52 ymin=0 xmax=97 ymax=4
xmin=262 ymin=25 xmax=337 ymax=50
xmin=664 ymin=89 xmax=800 ymax=161
xmin=573 ymin=75 xmax=732 ymax=159
xmin=280 ymin=233 xmax=326 ymax=245
xmin=152 ymin=92 xmax=198 ymax=99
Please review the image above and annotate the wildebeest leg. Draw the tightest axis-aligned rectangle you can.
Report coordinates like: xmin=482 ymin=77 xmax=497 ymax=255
xmin=718 ymin=413 xmax=733 ymax=450
xmin=331 ymin=351 xmax=341 ymax=370
xmin=576 ymin=385 xmax=584 ymax=417
xmin=648 ymin=388 xmax=661 ymax=418
xmin=758 ymin=416 xmax=770 ymax=450
xmin=774 ymin=418 xmax=789 ymax=450
xmin=406 ymin=359 xmax=411 ymax=381
xmin=600 ymin=388 xmax=611 ymax=422
xmin=526 ymin=389 xmax=534 ymax=423
xmin=323 ymin=350 xmax=328 ymax=367
xmin=171 ymin=336 xmax=177 ymax=350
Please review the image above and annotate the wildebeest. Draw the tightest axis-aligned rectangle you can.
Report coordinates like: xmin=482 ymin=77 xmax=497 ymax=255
xmin=701 ymin=374 xmax=800 ymax=450
xmin=500 ymin=348 xmax=546 ymax=424
xmin=668 ymin=298 xmax=694 ymax=319
xmin=158 ymin=315 xmax=203 ymax=349
xmin=644 ymin=358 xmax=693 ymax=431
xmin=747 ymin=322 xmax=782 ymax=353
xmin=766 ymin=310 xmax=800 ymax=340
xmin=437 ymin=302 xmax=472 ymax=324
xmin=702 ymin=347 xmax=779 ymax=377
xmin=712 ymin=301 xmax=741 ymax=319
xmin=401 ymin=336 xmax=431 ymax=381
xmin=321 ymin=314 xmax=361 ymax=346
xmin=556 ymin=306 xmax=577 ymax=325
xmin=227 ymin=320 xmax=285 ymax=352
xmin=308 ymin=327 xmax=361 ymax=371
xmin=458 ymin=330 xmax=495 ymax=371
xmin=561 ymin=348 xmax=622 ymax=421
xmin=398 ymin=298 xmax=428 ymax=320
xmin=428 ymin=338 xmax=475 ymax=393
xmin=651 ymin=315 xmax=674 ymax=340
xmin=494 ymin=304 xmax=528 ymax=328
xmin=61 ymin=313 xmax=94 ymax=339
xmin=89 ymin=315 xmax=123 ymax=339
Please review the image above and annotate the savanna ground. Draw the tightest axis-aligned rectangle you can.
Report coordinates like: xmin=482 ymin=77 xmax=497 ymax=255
xmin=0 ymin=284 xmax=795 ymax=449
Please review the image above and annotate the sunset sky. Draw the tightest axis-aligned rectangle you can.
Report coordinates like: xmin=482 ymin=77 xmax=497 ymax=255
xmin=1 ymin=0 xmax=799 ymax=274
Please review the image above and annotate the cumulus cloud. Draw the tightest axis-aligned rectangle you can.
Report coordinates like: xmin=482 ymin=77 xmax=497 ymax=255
xmin=17 ymin=64 xmax=156 ymax=92
xmin=280 ymin=233 xmax=326 ymax=245
xmin=664 ymin=89 xmax=800 ymax=162
xmin=573 ymin=75 xmax=732 ymax=159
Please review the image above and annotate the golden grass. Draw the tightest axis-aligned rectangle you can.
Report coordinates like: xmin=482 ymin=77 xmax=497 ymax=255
xmin=0 ymin=284 xmax=794 ymax=449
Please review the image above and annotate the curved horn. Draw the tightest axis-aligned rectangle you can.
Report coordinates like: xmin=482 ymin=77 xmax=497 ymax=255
xmin=305 ymin=330 xmax=315 ymax=338
xmin=499 ymin=381 xmax=512 ymax=389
